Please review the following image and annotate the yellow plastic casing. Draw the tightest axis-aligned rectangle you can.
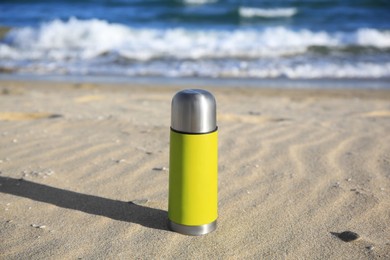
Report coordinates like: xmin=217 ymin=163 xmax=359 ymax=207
xmin=168 ymin=129 xmax=218 ymax=226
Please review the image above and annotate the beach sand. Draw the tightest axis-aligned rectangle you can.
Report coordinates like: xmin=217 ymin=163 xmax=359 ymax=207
xmin=0 ymin=80 xmax=389 ymax=259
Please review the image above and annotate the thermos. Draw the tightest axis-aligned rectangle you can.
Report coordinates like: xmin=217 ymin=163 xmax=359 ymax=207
xmin=168 ymin=89 xmax=218 ymax=236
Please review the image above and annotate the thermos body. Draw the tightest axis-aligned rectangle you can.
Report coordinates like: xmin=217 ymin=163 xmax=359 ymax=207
xmin=169 ymin=130 xmax=218 ymax=225
xmin=168 ymin=89 xmax=218 ymax=236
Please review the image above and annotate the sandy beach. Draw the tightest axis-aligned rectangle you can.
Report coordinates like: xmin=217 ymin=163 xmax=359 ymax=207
xmin=0 ymin=80 xmax=389 ymax=259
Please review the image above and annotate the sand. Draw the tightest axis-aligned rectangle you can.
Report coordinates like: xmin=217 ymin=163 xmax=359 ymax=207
xmin=0 ymin=80 xmax=389 ymax=259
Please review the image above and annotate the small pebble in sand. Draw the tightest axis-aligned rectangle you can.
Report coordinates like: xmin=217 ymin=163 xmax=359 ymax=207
xmin=153 ymin=167 xmax=168 ymax=171
xmin=129 ymin=199 xmax=149 ymax=205
xmin=380 ymin=187 xmax=385 ymax=191
xmin=346 ymin=178 xmax=352 ymax=182
xmin=115 ymin=159 xmax=126 ymax=163
xmin=248 ymin=111 xmax=261 ymax=116
xmin=336 ymin=231 xmax=360 ymax=242
xmin=48 ymin=114 xmax=63 ymax=119
xmin=31 ymin=224 xmax=46 ymax=229
xmin=350 ymin=188 xmax=361 ymax=194
xmin=26 ymin=169 xmax=55 ymax=178
xmin=12 ymin=139 xmax=18 ymax=143
xmin=366 ymin=245 xmax=374 ymax=251
xmin=46 ymin=169 xmax=54 ymax=175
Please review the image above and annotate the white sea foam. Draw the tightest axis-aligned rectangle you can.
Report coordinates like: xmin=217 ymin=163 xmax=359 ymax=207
xmin=1 ymin=18 xmax=389 ymax=78
xmin=183 ymin=0 xmax=217 ymax=5
xmin=355 ymin=28 xmax=390 ymax=48
xmin=6 ymin=58 xmax=389 ymax=79
xmin=239 ymin=7 xmax=297 ymax=18
xmin=267 ymin=62 xmax=390 ymax=79
xmin=121 ymin=60 xmax=390 ymax=79
xmin=3 ymin=18 xmax=132 ymax=60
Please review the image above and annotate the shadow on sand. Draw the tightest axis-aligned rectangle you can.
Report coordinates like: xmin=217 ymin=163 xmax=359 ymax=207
xmin=0 ymin=176 xmax=168 ymax=231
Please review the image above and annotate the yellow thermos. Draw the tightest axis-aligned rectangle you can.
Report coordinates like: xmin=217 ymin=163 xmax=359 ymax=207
xmin=168 ymin=89 xmax=218 ymax=235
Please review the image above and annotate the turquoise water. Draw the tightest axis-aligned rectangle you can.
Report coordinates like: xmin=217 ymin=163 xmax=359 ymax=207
xmin=0 ymin=0 xmax=389 ymax=80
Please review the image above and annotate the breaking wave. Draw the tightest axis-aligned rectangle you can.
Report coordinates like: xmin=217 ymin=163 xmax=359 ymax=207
xmin=1 ymin=18 xmax=389 ymax=79
xmin=239 ymin=7 xmax=297 ymax=18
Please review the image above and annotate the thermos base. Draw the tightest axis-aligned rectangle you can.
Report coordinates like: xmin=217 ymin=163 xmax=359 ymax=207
xmin=168 ymin=220 xmax=217 ymax=236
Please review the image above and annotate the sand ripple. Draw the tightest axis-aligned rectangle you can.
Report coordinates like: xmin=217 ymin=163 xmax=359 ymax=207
xmin=0 ymin=83 xmax=389 ymax=259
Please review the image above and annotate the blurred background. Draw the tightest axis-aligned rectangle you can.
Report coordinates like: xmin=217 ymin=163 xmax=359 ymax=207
xmin=0 ymin=0 xmax=389 ymax=81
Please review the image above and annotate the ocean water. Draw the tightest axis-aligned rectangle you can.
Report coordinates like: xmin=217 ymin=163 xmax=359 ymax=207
xmin=0 ymin=0 xmax=389 ymax=81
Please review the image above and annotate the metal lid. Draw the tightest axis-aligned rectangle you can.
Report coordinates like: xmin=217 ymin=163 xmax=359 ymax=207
xmin=171 ymin=89 xmax=217 ymax=134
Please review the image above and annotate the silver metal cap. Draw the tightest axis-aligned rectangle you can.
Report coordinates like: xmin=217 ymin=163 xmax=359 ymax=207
xmin=171 ymin=89 xmax=217 ymax=134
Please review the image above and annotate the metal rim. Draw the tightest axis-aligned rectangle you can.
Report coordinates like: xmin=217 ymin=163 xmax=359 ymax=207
xmin=168 ymin=220 xmax=217 ymax=236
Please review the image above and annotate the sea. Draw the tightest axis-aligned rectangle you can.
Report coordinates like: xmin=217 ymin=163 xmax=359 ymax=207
xmin=0 ymin=0 xmax=389 ymax=86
